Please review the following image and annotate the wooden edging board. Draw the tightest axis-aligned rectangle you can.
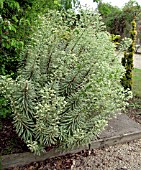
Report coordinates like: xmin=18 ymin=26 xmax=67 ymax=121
xmin=2 ymin=130 xmax=141 ymax=169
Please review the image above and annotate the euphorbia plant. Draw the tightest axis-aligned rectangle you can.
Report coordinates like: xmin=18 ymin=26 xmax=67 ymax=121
xmin=0 ymin=9 xmax=131 ymax=155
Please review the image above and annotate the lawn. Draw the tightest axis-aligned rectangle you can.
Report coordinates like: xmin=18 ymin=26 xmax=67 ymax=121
xmin=127 ymin=68 xmax=141 ymax=119
xmin=133 ymin=68 xmax=141 ymax=97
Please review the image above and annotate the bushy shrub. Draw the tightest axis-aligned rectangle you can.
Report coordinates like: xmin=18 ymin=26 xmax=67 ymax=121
xmin=0 ymin=10 xmax=131 ymax=154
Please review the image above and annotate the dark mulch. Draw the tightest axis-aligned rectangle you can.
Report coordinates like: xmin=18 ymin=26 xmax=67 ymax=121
xmin=126 ymin=97 xmax=141 ymax=124
xmin=0 ymin=118 xmax=29 ymax=155
xmin=4 ymin=150 xmax=92 ymax=170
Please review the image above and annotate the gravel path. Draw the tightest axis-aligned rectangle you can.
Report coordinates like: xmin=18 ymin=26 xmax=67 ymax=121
xmin=9 ymin=139 xmax=141 ymax=170
xmin=71 ymin=139 xmax=141 ymax=170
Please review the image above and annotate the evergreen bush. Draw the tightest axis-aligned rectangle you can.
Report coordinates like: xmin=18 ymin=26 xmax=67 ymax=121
xmin=121 ymin=18 xmax=137 ymax=90
xmin=0 ymin=10 xmax=131 ymax=154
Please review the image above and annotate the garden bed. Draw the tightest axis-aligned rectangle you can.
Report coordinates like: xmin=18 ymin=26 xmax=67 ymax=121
xmin=1 ymin=112 xmax=141 ymax=169
xmin=1 ymin=96 xmax=141 ymax=169
xmin=1 ymin=97 xmax=141 ymax=156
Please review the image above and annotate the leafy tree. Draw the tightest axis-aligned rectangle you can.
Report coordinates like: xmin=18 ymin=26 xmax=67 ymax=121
xmin=122 ymin=0 xmax=141 ymax=37
xmin=0 ymin=9 xmax=131 ymax=154
xmin=98 ymin=0 xmax=141 ymax=38
xmin=98 ymin=2 xmax=123 ymax=36
xmin=59 ymin=0 xmax=80 ymax=10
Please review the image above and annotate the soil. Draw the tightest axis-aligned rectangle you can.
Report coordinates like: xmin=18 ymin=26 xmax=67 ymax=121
xmin=0 ymin=118 xmax=29 ymax=155
xmin=3 ymin=149 xmax=94 ymax=170
xmin=126 ymin=97 xmax=141 ymax=124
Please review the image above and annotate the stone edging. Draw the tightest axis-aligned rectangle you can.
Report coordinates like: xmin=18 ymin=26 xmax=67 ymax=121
xmin=2 ymin=131 xmax=141 ymax=169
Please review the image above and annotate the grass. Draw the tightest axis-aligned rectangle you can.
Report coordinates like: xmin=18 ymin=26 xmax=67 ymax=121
xmin=133 ymin=68 xmax=141 ymax=97
xmin=128 ymin=68 xmax=141 ymax=115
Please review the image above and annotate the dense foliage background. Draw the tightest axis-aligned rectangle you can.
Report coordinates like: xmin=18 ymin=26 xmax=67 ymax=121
xmin=98 ymin=0 xmax=141 ymax=39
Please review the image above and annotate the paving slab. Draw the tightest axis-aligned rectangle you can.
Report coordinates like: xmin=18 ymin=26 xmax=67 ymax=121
xmin=99 ymin=113 xmax=141 ymax=139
